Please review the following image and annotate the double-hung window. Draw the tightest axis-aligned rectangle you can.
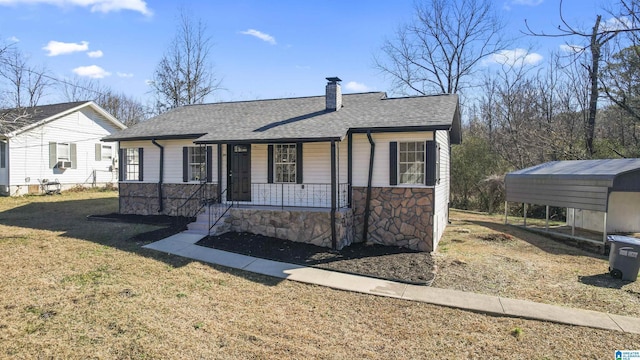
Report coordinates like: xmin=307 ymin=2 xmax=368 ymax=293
xmin=49 ymin=142 xmax=76 ymax=169
xmin=101 ymin=145 xmax=112 ymax=161
xmin=57 ymin=143 xmax=70 ymax=162
xmin=275 ymin=144 xmax=296 ymax=183
xmin=124 ymin=148 xmax=140 ymax=181
xmin=399 ymin=141 xmax=425 ymax=185
xmin=188 ymin=147 xmax=206 ymax=181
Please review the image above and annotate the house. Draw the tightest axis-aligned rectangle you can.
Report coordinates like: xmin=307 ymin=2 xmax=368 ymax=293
xmin=103 ymin=78 xmax=461 ymax=251
xmin=505 ymin=158 xmax=640 ymax=247
xmin=0 ymin=101 xmax=126 ymax=195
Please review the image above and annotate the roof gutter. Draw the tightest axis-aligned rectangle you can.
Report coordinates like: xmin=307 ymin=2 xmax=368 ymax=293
xmin=151 ymin=139 xmax=164 ymax=213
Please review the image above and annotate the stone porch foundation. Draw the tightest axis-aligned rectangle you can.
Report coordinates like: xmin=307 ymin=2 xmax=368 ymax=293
xmin=352 ymin=187 xmax=434 ymax=251
xmin=226 ymin=207 xmax=354 ymax=250
xmin=119 ymin=183 xmax=219 ymax=216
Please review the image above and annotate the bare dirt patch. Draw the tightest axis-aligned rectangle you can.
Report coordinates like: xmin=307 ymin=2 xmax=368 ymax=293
xmin=434 ymin=210 xmax=640 ymax=317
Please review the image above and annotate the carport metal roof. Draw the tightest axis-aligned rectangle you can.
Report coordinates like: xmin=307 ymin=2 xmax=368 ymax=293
xmin=505 ymin=159 xmax=640 ymax=212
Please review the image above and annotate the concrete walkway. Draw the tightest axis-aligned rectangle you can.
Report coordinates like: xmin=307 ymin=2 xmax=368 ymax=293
xmin=143 ymin=232 xmax=640 ymax=335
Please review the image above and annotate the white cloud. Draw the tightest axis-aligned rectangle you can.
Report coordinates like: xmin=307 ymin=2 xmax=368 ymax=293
xmin=7 ymin=36 xmax=19 ymax=43
xmin=87 ymin=50 xmax=103 ymax=58
xmin=0 ymin=0 xmax=152 ymax=16
xmin=43 ymin=40 xmax=88 ymax=56
xmin=117 ymin=72 xmax=133 ymax=78
xmin=485 ymin=48 xmax=543 ymax=66
xmin=344 ymin=81 xmax=370 ymax=92
xmin=559 ymin=44 xmax=584 ymax=53
xmin=240 ymin=29 xmax=276 ymax=45
xmin=72 ymin=65 xmax=110 ymax=78
xmin=601 ymin=16 xmax=632 ymax=31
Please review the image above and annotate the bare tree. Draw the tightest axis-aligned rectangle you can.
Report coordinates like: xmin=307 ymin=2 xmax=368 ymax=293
xmin=0 ymin=48 xmax=52 ymax=108
xmin=60 ymin=77 xmax=148 ymax=126
xmin=150 ymin=8 xmax=221 ymax=112
xmin=375 ymin=0 xmax=509 ymax=95
xmin=522 ymin=0 xmax=639 ymax=156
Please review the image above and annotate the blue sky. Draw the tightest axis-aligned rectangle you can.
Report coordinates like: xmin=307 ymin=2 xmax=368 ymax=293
xmin=0 ymin=0 xmax=618 ymax=105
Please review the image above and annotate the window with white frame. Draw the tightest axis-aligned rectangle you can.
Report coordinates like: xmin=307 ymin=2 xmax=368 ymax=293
xmin=399 ymin=141 xmax=425 ymax=184
xmin=275 ymin=144 xmax=296 ymax=183
xmin=188 ymin=147 xmax=206 ymax=181
xmin=57 ymin=143 xmax=70 ymax=162
xmin=124 ymin=148 xmax=140 ymax=181
xmin=101 ymin=145 xmax=113 ymax=161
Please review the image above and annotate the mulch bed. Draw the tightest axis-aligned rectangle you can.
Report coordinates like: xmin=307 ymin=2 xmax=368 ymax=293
xmin=89 ymin=213 xmax=436 ymax=285
xmin=198 ymin=232 xmax=436 ymax=285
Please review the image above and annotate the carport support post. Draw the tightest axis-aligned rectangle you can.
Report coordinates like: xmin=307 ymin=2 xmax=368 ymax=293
xmin=523 ymin=203 xmax=527 ymax=227
xmin=504 ymin=201 xmax=508 ymax=225
xmin=603 ymin=212 xmax=608 ymax=247
xmin=545 ymin=205 xmax=549 ymax=231
xmin=571 ymin=208 xmax=575 ymax=237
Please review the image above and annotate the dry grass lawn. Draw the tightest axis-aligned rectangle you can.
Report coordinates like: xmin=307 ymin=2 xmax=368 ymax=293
xmin=434 ymin=210 xmax=640 ymax=318
xmin=0 ymin=191 xmax=638 ymax=359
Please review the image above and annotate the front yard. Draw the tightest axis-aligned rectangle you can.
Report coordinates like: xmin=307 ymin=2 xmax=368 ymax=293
xmin=0 ymin=191 xmax=638 ymax=359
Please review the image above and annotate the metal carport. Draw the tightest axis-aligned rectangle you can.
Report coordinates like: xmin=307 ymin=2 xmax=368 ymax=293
xmin=505 ymin=159 xmax=640 ymax=247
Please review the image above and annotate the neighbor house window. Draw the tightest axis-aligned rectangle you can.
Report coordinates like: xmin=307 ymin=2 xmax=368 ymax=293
xmin=399 ymin=141 xmax=425 ymax=184
xmin=0 ymin=142 xmax=6 ymax=168
xmin=124 ymin=148 xmax=140 ymax=181
xmin=101 ymin=145 xmax=112 ymax=161
xmin=275 ymin=143 xmax=296 ymax=183
xmin=57 ymin=143 xmax=70 ymax=162
xmin=188 ymin=147 xmax=206 ymax=181
xmin=49 ymin=142 xmax=76 ymax=169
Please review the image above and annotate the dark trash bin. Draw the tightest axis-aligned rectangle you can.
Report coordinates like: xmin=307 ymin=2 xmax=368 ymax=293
xmin=608 ymin=235 xmax=640 ymax=281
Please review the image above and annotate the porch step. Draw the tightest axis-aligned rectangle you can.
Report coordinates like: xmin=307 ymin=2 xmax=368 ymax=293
xmin=185 ymin=209 xmax=231 ymax=236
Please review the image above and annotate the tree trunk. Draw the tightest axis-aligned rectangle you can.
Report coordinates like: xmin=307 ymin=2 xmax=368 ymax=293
xmin=586 ymin=15 xmax=602 ymax=157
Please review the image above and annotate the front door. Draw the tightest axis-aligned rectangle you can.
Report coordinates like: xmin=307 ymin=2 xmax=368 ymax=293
xmin=228 ymin=144 xmax=251 ymax=201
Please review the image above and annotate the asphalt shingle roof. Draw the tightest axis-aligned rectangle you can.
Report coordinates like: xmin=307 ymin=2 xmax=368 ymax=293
xmin=0 ymin=101 xmax=89 ymax=135
xmin=103 ymin=92 xmax=460 ymax=143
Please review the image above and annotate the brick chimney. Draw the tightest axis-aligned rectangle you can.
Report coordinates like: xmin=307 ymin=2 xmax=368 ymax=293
xmin=325 ymin=77 xmax=342 ymax=111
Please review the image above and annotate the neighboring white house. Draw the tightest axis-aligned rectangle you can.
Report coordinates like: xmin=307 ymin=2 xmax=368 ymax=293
xmin=0 ymin=101 xmax=126 ymax=196
xmin=104 ymin=78 xmax=462 ymax=252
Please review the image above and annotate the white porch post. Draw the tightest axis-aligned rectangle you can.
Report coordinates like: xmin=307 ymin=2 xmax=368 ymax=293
xmin=545 ymin=205 xmax=549 ymax=231
xmin=603 ymin=211 xmax=608 ymax=245
xmin=571 ymin=208 xmax=576 ymax=237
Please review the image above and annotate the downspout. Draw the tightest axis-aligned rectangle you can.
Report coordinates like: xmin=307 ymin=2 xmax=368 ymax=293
xmin=363 ymin=131 xmax=375 ymax=241
xmin=151 ymin=139 xmax=164 ymax=213
xmin=330 ymin=140 xmax=337 ymax=249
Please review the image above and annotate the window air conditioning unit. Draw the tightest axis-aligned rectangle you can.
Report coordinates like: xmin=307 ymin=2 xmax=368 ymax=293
xmin=57 ymin=161 xmax=72 ymax=169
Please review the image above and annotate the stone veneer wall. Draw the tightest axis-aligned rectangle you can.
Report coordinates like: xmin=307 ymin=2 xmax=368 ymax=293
xmin=119 ymin=183 xmax=219 ymax=216
xmin=352 ymin=187 xmax=434 ymax=252
xmin=227 ymin=208 xmax=354 ymax=250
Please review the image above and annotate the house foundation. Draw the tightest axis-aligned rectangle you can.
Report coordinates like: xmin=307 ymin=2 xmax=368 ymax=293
xmin=352 ymin=187 xmax=434 ymax=251
xmin=119 ymin=183 xmax=219 ymax=216
xmin=226 ymin=207 xmax=354 ymax=250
